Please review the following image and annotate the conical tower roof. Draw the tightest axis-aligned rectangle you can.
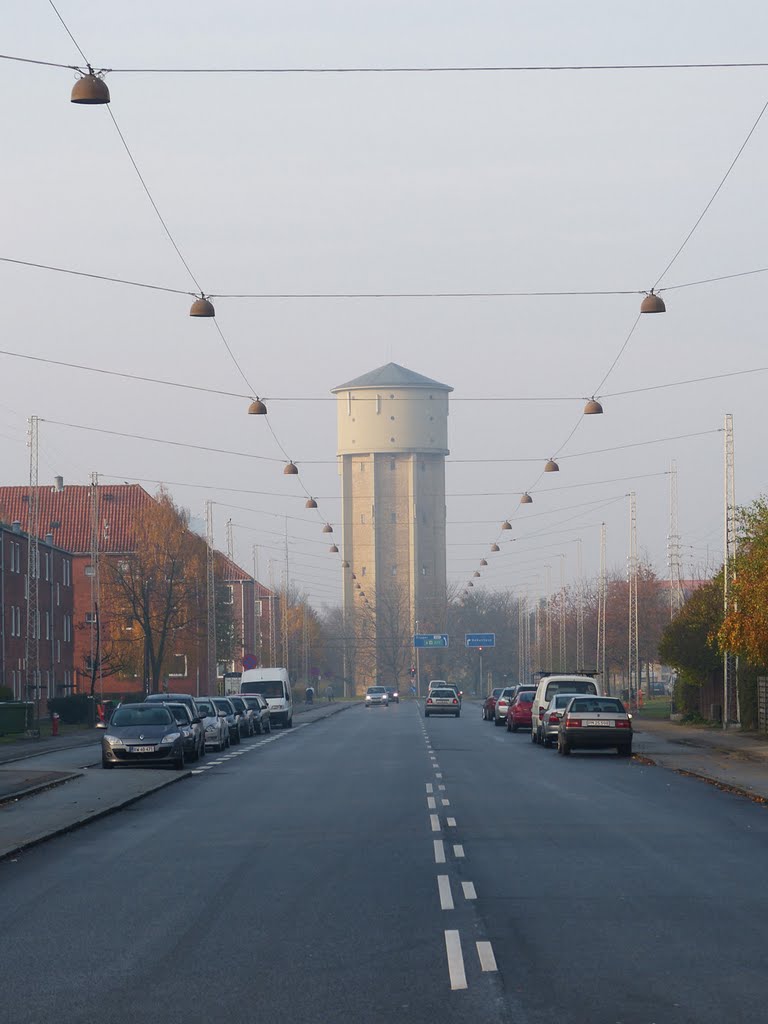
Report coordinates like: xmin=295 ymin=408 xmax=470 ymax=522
xmin=332 ymin=362 xmax=452 ymax=392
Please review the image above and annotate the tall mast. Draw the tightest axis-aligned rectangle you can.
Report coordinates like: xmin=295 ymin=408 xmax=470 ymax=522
xmin=628 ymin=492 xmax=640 ymax=707
xmin=723 ymin=414 xmax=739 ymax=727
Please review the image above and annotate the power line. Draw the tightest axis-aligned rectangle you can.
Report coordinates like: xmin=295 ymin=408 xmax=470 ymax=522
xmin=46 ymin=0 xmax=89 ymax=66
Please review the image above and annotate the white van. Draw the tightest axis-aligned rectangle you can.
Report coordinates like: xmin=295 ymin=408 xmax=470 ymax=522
xmin=240 ymin=667 xmax=293 ymax=728
xmin=531 ymin=675 xmax=600 ymax=744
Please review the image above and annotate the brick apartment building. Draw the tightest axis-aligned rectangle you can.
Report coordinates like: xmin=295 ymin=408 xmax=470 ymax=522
xmin=0 ymin=520 xmax=75 ymax=700
xmin=0 ymin=483 xmax=274 ymax=696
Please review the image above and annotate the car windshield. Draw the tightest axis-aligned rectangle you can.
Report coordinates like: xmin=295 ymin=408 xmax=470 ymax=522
xmin=167 ymin=704 xmax=191 ymax=722
xmin=229 ymin=698 xmax=246 ymax=710
xmin=553 ymin=693 xmax=581 ymax=708
xmin=213 ymin=700 xmax=233 ymax=714
xmin=570 ymin=698 xmax=625 ymax=714
xmin=491 ymin=688 xmax=502 ymax=698
xmin=432 ymin=689 xmax=456 ymax=698
xmin=196 ymin=702 xmax=215 ymax=716
xmin=367 ymin=687 xmax=386 ymax=694
xmin=517 ymin=692 xmax=534 ymax=703
xmin=111 ymin=706 xmax=172 ymax=727
xmin=242 ymin=698 xmax=261 ymax=708
xmin=241 ymin=681 xmax=284 ymax=698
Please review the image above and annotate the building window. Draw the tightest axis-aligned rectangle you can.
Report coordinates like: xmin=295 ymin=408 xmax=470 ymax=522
xmin=57 ymin=640 xmax=61 ymax=663
xmin=254 ymin=599 xmax=262 ymax=616
xmin=361 ymin=566 xmax=367 ymax=576
xmin=391 ymin=512 xmax=397 ymax=523
xmin=422 ymin=564 xmax=429 ymax=576
xmin=360 ymin=513 xmax=366 ymax=524
xmin=390 ymin=460 xmax=396 ymax=470
xmin=85 ymin=611 xmax=97 ymax=625
xmin=223 ymin=585 xmax=234 ymax=605
xmin=45 ymin=611 xmax=50 ymax=640
xmin=44 ymin=552 xmax=50 ymax=581
xmin=360 ymin=462 xmax=365 ymax=472
xmin=168 ymin=654 xmax=188 ymax=678
xmin=84 ymin=565 xmax=95 ymax=577
xmin=56 ymin=582 xmax=60 ymax=606
xmin=376 ymin=395 xmax=382 ymax=414
xmin=391 ymin=566 xmax=397 ymax=576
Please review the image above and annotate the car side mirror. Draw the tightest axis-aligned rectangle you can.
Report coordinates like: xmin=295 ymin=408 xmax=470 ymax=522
xmin=218 ymin=711 xmax=227 ymax=718
xmin=192 ymin=717 xmax=202 ymax=724
xmin=95 ymin=720 xmax=107 ymax=730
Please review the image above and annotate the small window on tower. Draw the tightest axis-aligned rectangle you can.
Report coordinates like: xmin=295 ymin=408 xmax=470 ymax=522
xmin=422 ymin=564 xmax=429 ymax=576
xmin=391 ymin=512 xmax=397 ymax=523
xmin=391 ymin=566 xmax=397 ymax=576
xmin=360 ymin=513 xmax=366 ymax=524
xmin=390 ymin=460 xmax=396 ymax=470
xmin=361 ymin=567 xmax=367 ymax=576
xmin=376 ymin=395 xmax=382 ymax=414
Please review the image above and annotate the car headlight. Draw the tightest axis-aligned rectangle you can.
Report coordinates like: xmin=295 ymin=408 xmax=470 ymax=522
xmin=103 ymin=734 xmax=123 ymax=746
xmin=365 ymin=695 xmax=372 ymax=701
xmin=160 ymin=732 xmax=181 ymax=744
xmin=205 ymin=726 xmax=217 ymax=735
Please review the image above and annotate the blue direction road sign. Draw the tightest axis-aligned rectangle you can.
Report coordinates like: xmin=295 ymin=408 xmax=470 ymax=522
xmin=414 ymin=634 xmax=449 ymax=649
xmin=465 ymin=633 xmax=496 ymax=648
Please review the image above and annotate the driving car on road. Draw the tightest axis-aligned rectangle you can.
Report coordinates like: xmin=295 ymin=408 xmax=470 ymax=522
xmin=506 ymin=689 xmax=534 ymax=732
xmin=557 ymin=696 xmax=633 ymax=756
xmin=385 ymin=687 xmax=400 ymax=704
xmin=194 ymin=696 xmax=229 ymax=751
xmin=425 ymin=687 xmax=461 ymax=718
xmin=365 ymin=686 xmax=389 ymax=707
xmin=482 ymin=688 xmax=503 ymax=721
xmin=241 ymin=694 xmax=271 ymax=733
xmin=101 ymin=703 xmax=185 ymax=770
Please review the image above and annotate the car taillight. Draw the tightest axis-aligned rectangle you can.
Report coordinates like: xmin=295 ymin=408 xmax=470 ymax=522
xmin=427 ymin=698 xmax=433 ymax=704
xmin=548 ymin=713 xmax=559 ymax=723
xmin=452 ymin=698 xmax=458 ymax=704
xmin=565 ymin=716 xmax=582 ymax=727
xmin=615 ymin=719 xmax=631 ymax=728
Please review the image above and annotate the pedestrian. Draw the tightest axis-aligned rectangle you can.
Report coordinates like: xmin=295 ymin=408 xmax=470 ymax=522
xmin=325 ymin=684 xmax=334 ymax=702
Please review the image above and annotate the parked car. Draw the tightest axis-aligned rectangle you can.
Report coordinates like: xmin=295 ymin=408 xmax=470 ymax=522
xmin=482 ymin=688 xmax=503 ymax=721
xmin=531 ymin=675 xmax=601 ymax=744
xmin=228 ymin=695 xmax=256 ymax=737
xmin=241 ymin=694 xmax=272 ymax=734
xmin=425 ymin=687 xmax=461 ymax=718
xmin=212 ymin=696 xmax=241 ymax=744
xmin=385 ymin=687 xmax=400 ymax=704
xmin=557 ymin=696 xmax=633 ymax=757
xmin=239 ymin=667 xmax=293 ymax=728
xmin=493 ymin=687 xmax=518 ymax=726
xmin=165 ymin=702 xmax=201 ymax=760
xmin=538 ymin=692 xmax=585 ymax=747
xmin=365 ymin=686 xmax=389 ymax=707
xmin=101 ymin=703 xmax=185 ymax=770
xmin=143 ymin=693 xmax=206 ymax=759
xmin=506 ymin=690 xmax=534 ymax=732
xmin=194 ymin=696 xmax=229 ymax=751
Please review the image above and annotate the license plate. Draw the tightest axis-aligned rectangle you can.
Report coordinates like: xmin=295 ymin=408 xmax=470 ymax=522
xmin=585 ymin=720 xmax=613 ymax=727
xmin=132 ymin=745 xmax=156 ymax=752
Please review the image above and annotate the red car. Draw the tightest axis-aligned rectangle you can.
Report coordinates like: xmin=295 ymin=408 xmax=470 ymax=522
xmin=506 ymin=690 xmax=535 ymax=732
xmin=482 ymin=688 xmax=503 ymax=721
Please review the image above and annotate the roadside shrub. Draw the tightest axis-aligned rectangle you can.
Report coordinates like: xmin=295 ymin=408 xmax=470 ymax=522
xmin=48 ymin=694 xmax=93 ymax=724
xmin=0 ymin=686 xmax=13 ymax=701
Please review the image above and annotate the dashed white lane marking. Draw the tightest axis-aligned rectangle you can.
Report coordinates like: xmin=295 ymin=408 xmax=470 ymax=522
xmin=209 ymin=760 xmax=225 ymax=765
xmin=442 ymin=798 xmax=450 ymax=806
xmin=447 ymin=817 xmax=457 ymax=827
xmin=427 ymin=796 xmax=437 ymax=809
xmin=426 ymin=783 xmax=433 ymax=793
xmin=430 ymin=814 xmax=440 ymax=832
xmin=453 ymin=844 xmax=465 ymax=858
xmin=438 ymin=784 xmax=446 ymax=791
xmin=476 ymin=941 xmax=498 ymax=972
xmin=433 ymin=764 xmax=441 ymax=769
xmin=462 ymin=881 xmax=477 ymax=900
xmin=438 ymin=875 xmax=455 ymax=910
xmin=435 ymin=772 xmax=443 ymax=779
xmin=434 ymin=839 xmax=446 ymax=864
xmin=445 ymin=931 xmax=468 ymax=990
xmin=191 ymin=769 xmax=205 ymax=774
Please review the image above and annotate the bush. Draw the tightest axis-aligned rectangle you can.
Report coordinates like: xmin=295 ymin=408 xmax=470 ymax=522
xmin=47 ymin=694 xmax=93 ymax=724
xmin=0 ymin=686 xmax=13 ymax=702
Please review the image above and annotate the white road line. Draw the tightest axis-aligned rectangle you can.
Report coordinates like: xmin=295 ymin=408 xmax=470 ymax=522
xmin=438 ymin=784 xmax=446 ymax=791
xmin=426 ymin=783 xmax=433 ymax=793
xmin=427 ymin=796 xmax=437 ymax=809
xmin=442 ymin=798 xmax=450 ymax=806
xmin=476 ymin=941 xmax=498 ymax=972
xmin=209 ymin=760 xmax=225 ymax=765
xmin=433 ymin=764 xmax=440 ymax=769
xmin=435 ymin=772 xmax=443 ymax=779
xmin=447 ymin=817 xmax=457 ymax=827
xmin=444 ymin=931 xmax=468 ymax=990
xmin=438 ymin=875 xmax=455 ymax=910
xmin=190 ymin=769 xmax=205 ymax=774
xmin=430 ymin=814 xmax=440 ymax=832
xmin=453 ymin=844 xmax=465 ymax=858
xmin=433 ymin=839 xmax=446 ymax=864
xmin=462 ymin=881 xmax=477 ymax=900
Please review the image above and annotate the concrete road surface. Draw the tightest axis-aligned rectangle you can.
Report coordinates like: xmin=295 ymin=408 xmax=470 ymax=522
xmin=2 ymin=701 xmax=767 ymax=1024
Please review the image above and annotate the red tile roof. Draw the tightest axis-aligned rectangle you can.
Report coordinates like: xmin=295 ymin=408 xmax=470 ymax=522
xmin=0 ymin=484 xmax=156 ymax=554
xmin=217 ymin=551 xmax=272 ymax=595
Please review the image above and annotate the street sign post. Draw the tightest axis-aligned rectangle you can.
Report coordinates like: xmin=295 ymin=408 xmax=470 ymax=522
xmin=414 ymin=634 xmax=449 ymax=648
xmin=465 ymin=633 xmax=496 ymax=648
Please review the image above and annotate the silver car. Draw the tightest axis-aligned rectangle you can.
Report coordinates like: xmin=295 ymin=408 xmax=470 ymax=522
xmin=538 ymin=692 xmax=584 ymax=747
xmin=424 ymin=687 xmax=461 ymax=718
xmin=365 ymin=686 xmax=389 ymax=707
xmin=195 ymin=696 xmax=230 ymax=751
xmin=493 ymin=687 xmax=518 ymax=726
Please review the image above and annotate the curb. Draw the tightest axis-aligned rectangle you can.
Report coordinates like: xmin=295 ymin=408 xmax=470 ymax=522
xmin=0 ymin=737 xmax=98 ymax=767
xmin=0 ymin=770 xmax=192 ymax=863
xmin=0 ymin=771 xmax=82 ymax=808
xmin=636 ymin=753 xmax=768 ymax=806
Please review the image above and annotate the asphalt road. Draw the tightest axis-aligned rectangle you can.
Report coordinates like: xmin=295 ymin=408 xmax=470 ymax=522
xmin=2 ymin=701 xmax=768 ymax=1024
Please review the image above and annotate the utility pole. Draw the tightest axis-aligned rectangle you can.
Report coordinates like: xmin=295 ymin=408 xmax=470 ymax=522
xmin=25 ymin=416 xmax=40 ymax=726
xmin=544 ymin=564 xmax=553 ymax=671
xmin=89 ymin=471 xmax=102 ymax=701
xmin=723 ymin=414 xmax=739 ymax=727
xmin=597 ymin=523 xmax=607 ymax=694
xmin=575 ymin=538 xmax=585 ymax=672
xmin=226 ymin=518 xmax=234 ymax=560
xmin=205 ymin=500 xmax=217 ymax=692
xmin=282 ymin=517 xmax=290 ymax=673
xmin=668 ymin=460 xmax=683 ymax=621
xmin=628 ymin=492 xmax=640 ymax=709
xmin=558 ymin=553 xmax=566 ymax=673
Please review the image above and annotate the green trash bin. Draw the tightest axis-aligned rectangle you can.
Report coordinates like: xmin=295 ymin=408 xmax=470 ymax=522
xmin=0 ymin=701 xmax=34 ymax=735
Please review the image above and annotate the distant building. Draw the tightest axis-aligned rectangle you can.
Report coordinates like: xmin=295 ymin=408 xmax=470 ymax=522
xmin=0 ymin=483 xmax=273 ymax=695
xmin=332 ymin=362 xmax=452 ymax=686
xmin=0 ymin=520 xmax=75 ymax=699
xmin=221 ymin=555 xmax=274 ymax=672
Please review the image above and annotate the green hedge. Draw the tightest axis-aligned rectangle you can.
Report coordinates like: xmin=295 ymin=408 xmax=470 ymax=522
xmin=47 ymin=694 xmax=94 ymax=724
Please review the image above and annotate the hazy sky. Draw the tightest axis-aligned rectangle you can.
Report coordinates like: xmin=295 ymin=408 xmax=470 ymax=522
xmin=2 ymin=1 xmax=767 ymax=609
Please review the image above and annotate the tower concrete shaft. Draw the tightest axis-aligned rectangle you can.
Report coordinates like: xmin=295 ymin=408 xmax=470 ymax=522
xmin=333 ymin=364 xmax=452 ymax=686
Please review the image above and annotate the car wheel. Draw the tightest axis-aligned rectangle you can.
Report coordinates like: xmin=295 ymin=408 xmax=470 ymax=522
xmin=266 ymin=719 xmax=271 ymax=733
xmin=174 ymin=749 xmax=185 ymax=770
xmin=199 ymin=739 xmax=205 ymax=758
xmin=531 ymin=729 xmax=538 ymax=744
xmin=102 ymin=759 xmax=113 ymax=769
xmin=560 ymin=738 xmax=571 ymax=756
xmin=481 ymin=708 xmax=486 ymax=720
xmin=494 ymin=715 xmax=502 ymax=726
xmin=511 ymin=723 xmax=518 ymax=733
xmin=233 ymin=730 xmax=241 ymax=745
xmin=542 ymin=736 xmax=552 ymax=748
xmin=424 ymin=712 xmax=429 ymax=718
xmin=617 ymin=745 xmax=632 ymax=757
xmin=506 ymin=720 xmax=512 ymax=732
xmin=455 ymin=711 xmax=460 ymax=718
xmin=190 ymin=743 xmax=199 ymax=762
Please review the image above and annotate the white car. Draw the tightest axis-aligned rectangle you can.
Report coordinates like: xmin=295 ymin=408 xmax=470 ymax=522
xmin=195 ymin=696 xmax=230 ymax=751
xmin=531 ymin=675 xmax=601 ymax=744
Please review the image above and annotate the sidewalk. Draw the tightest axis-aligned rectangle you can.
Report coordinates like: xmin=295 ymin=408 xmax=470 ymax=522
xmin=634 ymin=718 xmax=768 ymax=801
